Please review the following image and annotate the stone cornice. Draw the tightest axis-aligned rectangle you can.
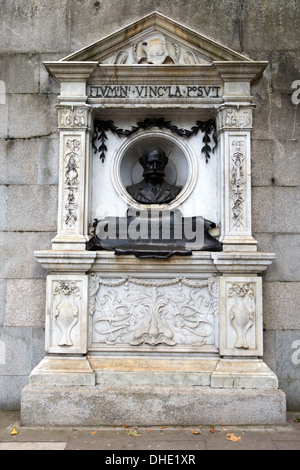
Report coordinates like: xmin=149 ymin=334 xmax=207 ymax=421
xmin=34 ymin=250 xmax=275 ymax=275
xmin=43 ymin=61 xmax=98 ymax=82
xmin=44 ymin=61 xmax=268 ymax=85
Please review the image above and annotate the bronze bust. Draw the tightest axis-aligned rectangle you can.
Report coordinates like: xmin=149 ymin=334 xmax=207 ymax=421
xmin=126 ymin=147 xmax=182 ymax=204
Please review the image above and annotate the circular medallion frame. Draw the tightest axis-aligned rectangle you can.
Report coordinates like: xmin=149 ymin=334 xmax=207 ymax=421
xmin=112 ymin=130 xmax=198 ymax=209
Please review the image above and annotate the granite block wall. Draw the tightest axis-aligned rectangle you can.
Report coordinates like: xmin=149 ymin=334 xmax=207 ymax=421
xmin=0 ymin=0 xmax=299 ymax=410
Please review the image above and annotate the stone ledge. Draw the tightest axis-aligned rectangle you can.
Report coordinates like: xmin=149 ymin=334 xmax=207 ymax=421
xmin=21 ymin=384 xmax=286 ymax=426
xmin=34 ymin=250 xmax=96 ymax=272
xmin=89 ymin=357 xmax=217 ymax=387
xmin=211 ymin=359 xmax=279 ymax=389
xmin=29 ymin=356 xmax=279 ymax=390
xmin=29 ymin=357 xmax=95 ymax=386
xmin=34 ymin=250 xmax=276 ymax=275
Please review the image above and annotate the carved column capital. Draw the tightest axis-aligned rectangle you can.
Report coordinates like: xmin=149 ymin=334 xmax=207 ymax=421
xmin=216 ymin=105 xmax=254 ymax=133
xmin=57 ymin=105 xmax=92 ymax=131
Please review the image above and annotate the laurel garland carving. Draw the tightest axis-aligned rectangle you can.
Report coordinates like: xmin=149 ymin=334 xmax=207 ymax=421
xmin=92 ymin=117 xmax=217 ymax=163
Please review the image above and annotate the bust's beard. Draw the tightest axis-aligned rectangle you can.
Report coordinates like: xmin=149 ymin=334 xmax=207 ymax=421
xmin=142 ymin=170 xmax=165 ymax=183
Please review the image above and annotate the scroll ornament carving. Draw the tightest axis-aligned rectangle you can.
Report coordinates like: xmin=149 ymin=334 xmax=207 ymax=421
xmin=53 ymin=281 xmax=81 ymax=347
xmin=230 ymin=140 xmax=246 ymax=229
xmin=89 ymin=275 xmax=219 ymax=348
xmin=228 ymin=282 xmax=255 ymax=349
xmin=64 ymin=138 xmax=80 ymax=228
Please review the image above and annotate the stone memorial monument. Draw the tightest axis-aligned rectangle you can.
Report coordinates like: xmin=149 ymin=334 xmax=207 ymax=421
xmin=21 ymin=13 xmax=286 ymax=426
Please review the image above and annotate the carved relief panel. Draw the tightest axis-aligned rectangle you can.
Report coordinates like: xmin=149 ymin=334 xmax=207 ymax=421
xmin=46 ymin=275 xmax=88 ymax=354
xmin=101 ymin=31 xmax=215 ymax=65
xmin=63 ymin=137 xmax=81 ymax=229
xmin=229 ymin=138 xmax=247 ymax=231
xmin=219 ymin=277 xmax=263 ymax=356
xmin=89 ymin=274 xmax=219 ymax=353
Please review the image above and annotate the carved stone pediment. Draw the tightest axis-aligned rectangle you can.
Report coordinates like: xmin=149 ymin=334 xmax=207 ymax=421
xmin=44 ymin=11 xmax=268 ymax=111
xmin=44 ymin=12 xmax=267 ymax=110
xmin=60 ymin=11 xmax=252 ymax=65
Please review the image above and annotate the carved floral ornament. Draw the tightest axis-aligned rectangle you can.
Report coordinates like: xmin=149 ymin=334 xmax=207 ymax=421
xmin=54 ymin=280 xmax=81 ymax=297
xmin=228 ymin=282 xmax=254 ymax=299
xmin=89 ymin=274 xmax=219 ymax=349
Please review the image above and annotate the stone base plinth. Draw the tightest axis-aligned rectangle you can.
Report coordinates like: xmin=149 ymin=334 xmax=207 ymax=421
xmin=21 ymin=383 xmax=286 ymax=427
xmin=21 ymin=356 xmax=286 ymax=426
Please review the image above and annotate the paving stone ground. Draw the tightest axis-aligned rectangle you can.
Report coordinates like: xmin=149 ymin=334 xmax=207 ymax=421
xmin=0 ymin=411 xmax=299 ymax=451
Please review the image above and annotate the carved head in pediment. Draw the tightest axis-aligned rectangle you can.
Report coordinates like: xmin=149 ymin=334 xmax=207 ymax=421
xmin=136 ymin=33 xmax=175 ymax=64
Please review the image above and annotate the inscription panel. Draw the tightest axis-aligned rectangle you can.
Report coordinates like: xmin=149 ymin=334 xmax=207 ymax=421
xmin=89 ymin=84 xmax=222 ymax=100
xmin=89 ymin=274 xmax=219 ymax=353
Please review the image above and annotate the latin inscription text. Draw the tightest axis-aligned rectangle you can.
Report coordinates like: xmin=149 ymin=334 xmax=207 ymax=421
xmin=89 ymin=84 xmax=221 ymax=100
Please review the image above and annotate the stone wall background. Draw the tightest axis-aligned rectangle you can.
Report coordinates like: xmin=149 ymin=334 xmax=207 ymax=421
xmin=0 ymin=0 xmax=299 ymax=410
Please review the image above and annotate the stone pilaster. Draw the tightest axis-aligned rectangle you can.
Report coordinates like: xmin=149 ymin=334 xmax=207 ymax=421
xmin=217 ymin=104 xmax=257 ymax=251
xmin=43 ymin=61 xmax=97 ymax=250
xmin=51 ymin=105 xmax=92 ymax=250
